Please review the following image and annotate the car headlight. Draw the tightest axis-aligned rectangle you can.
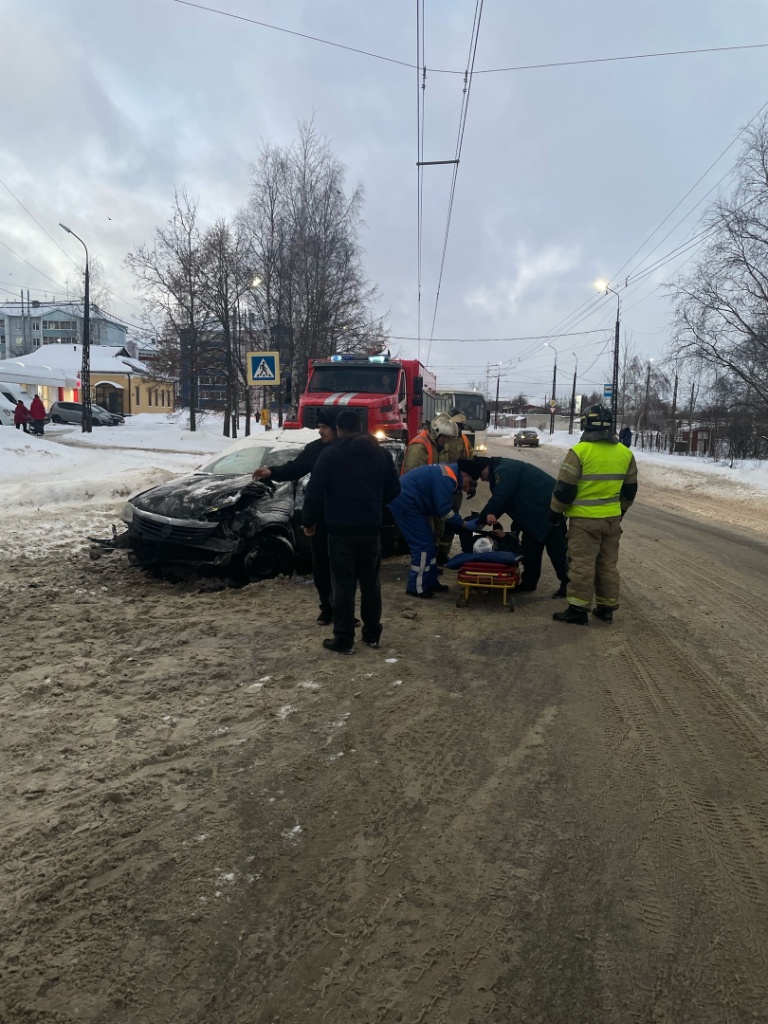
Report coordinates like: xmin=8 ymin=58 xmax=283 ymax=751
xmin=120 ymin=502 xmax=134 ymax=524
xmin=475 ymin=443 xmax=487 ymax=452
xmin=374 ymin=430 xmax=387 ymax=439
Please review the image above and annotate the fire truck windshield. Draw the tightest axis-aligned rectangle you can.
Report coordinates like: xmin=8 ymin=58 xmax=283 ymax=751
xmin=308 ymin=365 xmax=399 ymax=395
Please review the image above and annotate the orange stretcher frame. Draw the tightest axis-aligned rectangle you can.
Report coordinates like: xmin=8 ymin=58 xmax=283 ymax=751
xmin=455 ymin=561 xmax=522 ymax=611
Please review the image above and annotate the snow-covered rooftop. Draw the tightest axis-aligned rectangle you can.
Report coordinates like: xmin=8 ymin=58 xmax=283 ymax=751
xmin=0 ymin=344 xmax=150 ymax=378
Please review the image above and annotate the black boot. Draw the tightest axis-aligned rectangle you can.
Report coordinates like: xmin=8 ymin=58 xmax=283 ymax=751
xmin=552 ymin=582 xmax=568 ymax=598
xmin=552 ymin=605 xmax=588 ymax=625
xmin=427 ymin=582 xmax=450 ymax=593
xmin=323 ymin=638 xmax=354 ymax=655
xmin=592 ymin=606 xmax=614 ymax=623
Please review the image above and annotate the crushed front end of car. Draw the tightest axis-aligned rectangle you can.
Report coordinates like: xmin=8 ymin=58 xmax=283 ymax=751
xmin=115 ymin=476 xmax=298 ymax=582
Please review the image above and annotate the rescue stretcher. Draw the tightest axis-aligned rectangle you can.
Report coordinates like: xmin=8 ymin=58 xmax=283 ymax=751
xmin=454 ymin=560 xmax=523 ymax=611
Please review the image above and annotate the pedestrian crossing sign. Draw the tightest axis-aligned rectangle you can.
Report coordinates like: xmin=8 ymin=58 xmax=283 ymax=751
xmin=247 ymin=351 xmax=281 ymax=386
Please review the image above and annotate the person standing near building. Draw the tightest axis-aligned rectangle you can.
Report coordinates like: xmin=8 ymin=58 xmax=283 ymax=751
xmin=388 ymin=461 xmax=476 ymax=598
xmin=252 ymin=410 xmax=338 ymax=624
xmin=29 ymin=395 xmax=46 ymax=436
xmin=465 ymin=456 xmax=570 ymax=596
xmin=619 ymin=424 xmax=632 ymax=447
xmin=550 ymin=404 xmax=638 ymax=625
xmin=301 ymin=410 xmax=401 ymax=654
xmin=14 ymin=400 xmax=30 ymax=432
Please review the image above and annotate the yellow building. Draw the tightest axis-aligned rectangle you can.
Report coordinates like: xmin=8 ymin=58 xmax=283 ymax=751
xmin=0 ymin=344 xmax=174 ymax=416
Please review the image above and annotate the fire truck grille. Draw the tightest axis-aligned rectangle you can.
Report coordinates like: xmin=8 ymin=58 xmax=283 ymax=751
xmin=304 ymin=406 xmax=368 ymax=431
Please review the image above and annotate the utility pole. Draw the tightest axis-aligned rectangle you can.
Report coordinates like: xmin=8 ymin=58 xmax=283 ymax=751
xmin=494 ymin=366 xmax=500 ymax=428
xmin=544 ymin=342 xmax=558 ymax=435
xmin=569 ymin=355 xmax=578 ymax=435
xmin=642 ymin=358 xmax=653 ymax=445
xmin=59 ymin=223 xmax=91 ymax=432
xmin=669 ymin=374 xmax=678 ymax=453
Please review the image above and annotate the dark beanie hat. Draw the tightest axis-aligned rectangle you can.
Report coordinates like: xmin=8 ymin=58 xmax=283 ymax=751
xmin=457 ymin=456 xmax=491 ymax=480
xmin=316 ymin=409 xmax=338 ymax=429
xmin=335 ymin=409 xmax=362 ymax=433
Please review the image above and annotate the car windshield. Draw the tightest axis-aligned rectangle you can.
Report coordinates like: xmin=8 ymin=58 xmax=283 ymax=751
xmin=198 ymin=444 xmax=304 ymax=476
xmin=308 ymin=365 xmax=399 ymax=395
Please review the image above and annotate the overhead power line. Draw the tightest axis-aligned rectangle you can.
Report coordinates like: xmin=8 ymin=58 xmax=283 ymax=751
xmin=0 ymin=178 xmax=79 ymax=269
xmin=415 ymin=0 xmax=426 ymax=359
xmin=425 ymin=0 xmax=484 ymax=362
xmin=392 ymin=328 xmax=610 ymax=343
xmin=0 ymin=237 xmax=67 ymax=290
xmin=165 ymin=4 xmax=768 ymax=76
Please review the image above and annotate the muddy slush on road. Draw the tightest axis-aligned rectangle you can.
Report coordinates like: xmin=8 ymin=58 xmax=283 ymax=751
xmin=2 ymin=442 xmax=768 ymax=1023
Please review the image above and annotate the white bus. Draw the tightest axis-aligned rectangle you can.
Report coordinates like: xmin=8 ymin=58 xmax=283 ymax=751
xmin=438 ymin=391 xmax=489 ymax=451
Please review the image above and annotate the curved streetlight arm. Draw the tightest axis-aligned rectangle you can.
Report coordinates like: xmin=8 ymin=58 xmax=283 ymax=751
xmin=59 ymin=223 xmax=89 ymax=262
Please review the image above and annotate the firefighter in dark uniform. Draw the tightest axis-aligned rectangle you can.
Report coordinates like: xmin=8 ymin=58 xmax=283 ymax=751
xmin=550 ymin=404 xmax=638 ymax=625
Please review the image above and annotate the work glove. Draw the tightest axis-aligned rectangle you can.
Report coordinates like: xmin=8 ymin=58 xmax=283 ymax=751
xmin=548 ymin=508 xmax=564 ymax=526
xmin=462 ymin=518 xmax=479 ymax=532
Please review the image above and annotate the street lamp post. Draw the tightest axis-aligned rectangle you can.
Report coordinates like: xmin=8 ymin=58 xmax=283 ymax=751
xmin=59 ymin=223 xmax=91 ymax=433
xmin=595 ymin=280 xmax=620 ymax=434
xmin=569 ymin=352 xmax=578 ymax=434
xmin=544 ymin=341 xmax=557 ymax=435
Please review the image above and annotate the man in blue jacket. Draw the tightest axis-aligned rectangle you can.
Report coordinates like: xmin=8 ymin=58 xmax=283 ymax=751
xmin=302 ymin=410 xmax=401 ymax=654
xmin=466 ymin=456 xmax=570 ymax=596
xmin=388 ymin=461 xmax=476 ymax=598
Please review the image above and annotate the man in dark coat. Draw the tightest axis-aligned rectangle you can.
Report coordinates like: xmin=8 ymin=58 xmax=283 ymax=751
xmin=619 ymin=425 xmax=632 ymax=447
xmin=29 ymin=395 xmax=46 ymax=436
xmin=252 ymin=411 xmax=338 ymax=623
xmin=465 ymin=456 xmax=570 ymax=596
xmin=14 ymin=400 xmax=30 ymax=432
xmin=302 ymin=410 xmax=401 ymax=654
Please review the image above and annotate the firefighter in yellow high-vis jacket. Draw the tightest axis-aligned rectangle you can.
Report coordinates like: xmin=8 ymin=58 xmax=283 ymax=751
xmin=550 ymin=404 xmax=638 ymax=625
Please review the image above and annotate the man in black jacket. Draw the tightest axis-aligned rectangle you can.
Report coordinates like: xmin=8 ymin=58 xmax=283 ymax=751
xmin=302 ymin=410 xmax=401 ymax=655
xmin=252 ymin=411 xmax=337 ymax=623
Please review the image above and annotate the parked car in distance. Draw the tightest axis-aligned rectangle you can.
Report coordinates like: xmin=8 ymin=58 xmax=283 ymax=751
xmin=112 ymin=429 xmax=405 ymax=583
xmin=513 ymin=429 xmax=540 ymax=448
xmin=49 ymin=401 xmax=123 ymax=426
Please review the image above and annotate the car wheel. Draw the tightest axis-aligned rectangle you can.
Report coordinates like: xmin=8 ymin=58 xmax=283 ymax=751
xmin=51 ymin=415 xmax=62 ymax=423
xmin=239 ymin=532 xmax=296 ymax=583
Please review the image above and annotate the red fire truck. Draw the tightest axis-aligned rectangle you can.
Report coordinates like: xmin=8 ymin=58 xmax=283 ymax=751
xmin=284 ymin=354 xmax=438 ymax=442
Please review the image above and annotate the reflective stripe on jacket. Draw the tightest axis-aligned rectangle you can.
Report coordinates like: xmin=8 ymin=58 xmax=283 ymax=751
xmin=567 ymin=441 xmax=633 ymax=519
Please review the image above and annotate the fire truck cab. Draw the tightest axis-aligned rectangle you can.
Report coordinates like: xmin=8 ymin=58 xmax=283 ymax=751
xmin=286 ymin=354 xmax=438 ymax=442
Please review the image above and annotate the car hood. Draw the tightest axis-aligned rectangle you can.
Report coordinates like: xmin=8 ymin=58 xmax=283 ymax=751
xmin=130 ymin=473 xmax=285 ymax=520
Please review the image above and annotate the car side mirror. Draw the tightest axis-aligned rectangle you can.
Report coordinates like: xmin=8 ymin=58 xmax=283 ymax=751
xmin=486 ymin=410 xmax=491 ymax=425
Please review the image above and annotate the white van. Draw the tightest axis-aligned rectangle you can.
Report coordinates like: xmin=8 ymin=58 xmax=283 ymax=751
xmin=0 ymin=393 xmax=17 ymax=426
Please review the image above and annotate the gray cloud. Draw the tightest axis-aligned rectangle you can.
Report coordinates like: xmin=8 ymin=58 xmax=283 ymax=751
xmin=2 ymin=0 xmax=768 ymax=398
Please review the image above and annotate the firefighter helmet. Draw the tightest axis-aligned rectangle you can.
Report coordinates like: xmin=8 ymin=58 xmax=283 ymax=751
xmin=580 ymin=404 xmax=613 ymax=432
xmin=429 ymin=412 xmax=459 ymax=440
xmin=449 ymin=407 xmax=467 ymax=425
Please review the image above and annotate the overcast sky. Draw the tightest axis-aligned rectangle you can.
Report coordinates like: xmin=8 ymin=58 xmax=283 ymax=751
xmin=2 ymin=0 xmax=768 ymax=402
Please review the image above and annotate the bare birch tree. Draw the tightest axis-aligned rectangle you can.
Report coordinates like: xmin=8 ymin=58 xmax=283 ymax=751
xmin=244 ymin=120 xmax=387 ymax=396
xmin=124 ymin=188 xmax=209 ymax=430
xmin=670 ymin=115 xmax=768 ymax=409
